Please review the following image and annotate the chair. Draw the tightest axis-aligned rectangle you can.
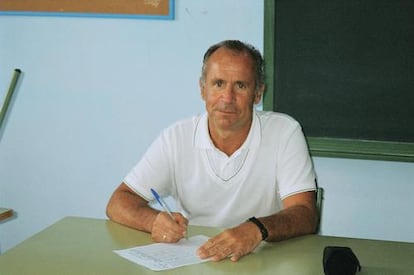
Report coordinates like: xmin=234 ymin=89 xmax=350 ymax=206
xmin=315 ymin=187 xmax=324 ymax=232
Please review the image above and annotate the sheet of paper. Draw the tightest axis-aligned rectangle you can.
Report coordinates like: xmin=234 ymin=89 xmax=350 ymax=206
xmin=114 ymin=235 xmax=211 ymax=271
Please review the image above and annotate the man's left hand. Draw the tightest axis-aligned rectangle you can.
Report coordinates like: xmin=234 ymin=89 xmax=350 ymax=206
xmin=196 ymin=221 xmax=262 ymax=262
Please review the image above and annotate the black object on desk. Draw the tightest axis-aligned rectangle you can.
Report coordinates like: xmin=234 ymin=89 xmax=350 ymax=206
xmin=323 ymin=246 xmax=361 ymax=275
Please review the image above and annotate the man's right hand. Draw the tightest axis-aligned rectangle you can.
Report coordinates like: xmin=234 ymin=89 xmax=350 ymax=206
xmin=151 ymin=212 xmax=188 ymax=243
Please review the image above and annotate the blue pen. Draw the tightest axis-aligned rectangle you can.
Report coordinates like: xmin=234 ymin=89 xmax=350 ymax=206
xmin=150 ymin=188 xmax=188 ymax=239
xmin=150 ymin=188 xmax=175 ymax=220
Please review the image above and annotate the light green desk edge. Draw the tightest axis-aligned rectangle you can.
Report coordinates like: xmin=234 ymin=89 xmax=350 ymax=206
xmin=1 ymin=217 xmax=414 ymax=275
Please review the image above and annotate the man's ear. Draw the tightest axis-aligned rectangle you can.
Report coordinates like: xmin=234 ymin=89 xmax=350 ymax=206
xmin=254 ymin=85 xmax=265 ymax=104
xmin=199 ymin=79 xmax=206 ymax=100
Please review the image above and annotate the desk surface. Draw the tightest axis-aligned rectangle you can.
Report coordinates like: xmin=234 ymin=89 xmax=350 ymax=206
xmin=1 ymin=217 xmax=413 ymax=274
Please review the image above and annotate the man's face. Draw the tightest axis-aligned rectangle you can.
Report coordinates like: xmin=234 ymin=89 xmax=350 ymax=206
xmin=200 ymin=47 xmax=262 ymax=133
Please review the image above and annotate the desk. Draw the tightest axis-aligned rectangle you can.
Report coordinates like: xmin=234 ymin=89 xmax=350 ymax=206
xmin=0 ymin=217 xmax=413 ymax=274
xmin=0 ymin=208 xmax=13 ymax=221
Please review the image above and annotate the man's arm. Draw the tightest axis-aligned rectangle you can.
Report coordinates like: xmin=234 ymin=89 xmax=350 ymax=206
xmin=106 ymin=182 xmax=188 ymax=242
xmin=197 ymin=191 xmax=318 ymax=262
xmin=261 ymin=191 xmax=318 ymax=241
xmin=106 ymin=182 xmax=158 ymax=232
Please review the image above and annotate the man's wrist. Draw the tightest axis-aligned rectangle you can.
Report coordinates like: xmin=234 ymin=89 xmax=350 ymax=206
xmin=247 ymin=216 xmax=269 ymax=241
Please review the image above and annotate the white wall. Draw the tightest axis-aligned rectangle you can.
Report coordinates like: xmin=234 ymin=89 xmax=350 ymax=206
xmin=1 ymin=0 xmax=413 ymax=254
xmin=0 ymin=0 xmax=264 ymax=253
xmin=314 ymin=157 xmax=414 ymax=242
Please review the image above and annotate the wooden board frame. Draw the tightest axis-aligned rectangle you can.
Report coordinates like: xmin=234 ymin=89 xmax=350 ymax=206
xmin=0 ymin=0 xmax=174 ymax=20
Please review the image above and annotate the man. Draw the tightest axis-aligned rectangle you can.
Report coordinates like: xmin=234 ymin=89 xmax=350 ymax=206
xmin=107 ymin=40 xmax=318 ymax=262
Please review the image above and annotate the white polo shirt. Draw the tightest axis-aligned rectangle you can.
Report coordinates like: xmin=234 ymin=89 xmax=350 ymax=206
xmin=124 ymin=110 xmax=315 ymax=227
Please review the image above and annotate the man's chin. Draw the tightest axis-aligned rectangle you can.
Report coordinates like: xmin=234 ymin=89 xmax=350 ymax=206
xmin=213 ymin=117 xmax=237 ymax=129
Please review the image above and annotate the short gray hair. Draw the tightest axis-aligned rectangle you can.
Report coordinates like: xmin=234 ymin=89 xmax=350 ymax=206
xmin=200 ymin=40 xmax=265 ymax=92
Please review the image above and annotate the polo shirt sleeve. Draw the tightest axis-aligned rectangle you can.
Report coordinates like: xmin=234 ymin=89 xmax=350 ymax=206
xmin=123 ymin=129 xmax=174 ymax=201
xmin=276 ymin=122 xmax=316 ymax=199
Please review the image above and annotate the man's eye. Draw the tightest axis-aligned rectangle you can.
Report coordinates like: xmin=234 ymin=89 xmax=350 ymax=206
xmin=215 ymin=80 xmax=224 ymax=87
xmin=235 ymin=82 xmax=247 ymax=90
xmin=237 ymin=82 xmax=246 ymax=89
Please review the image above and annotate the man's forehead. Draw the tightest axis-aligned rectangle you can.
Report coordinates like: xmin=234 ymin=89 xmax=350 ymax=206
xmin=209 ymin=47 xmax=252 ymax=61
xmin=206 ymin=50 xmax=255 ymax=75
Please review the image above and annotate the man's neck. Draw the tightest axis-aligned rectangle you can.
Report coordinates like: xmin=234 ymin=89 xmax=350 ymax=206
xmin=209 ymin=122 xmax=251 ymax=157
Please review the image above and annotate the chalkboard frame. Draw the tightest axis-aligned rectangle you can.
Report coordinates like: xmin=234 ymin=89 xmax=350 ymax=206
xmin=263 ymin=0 xmax=414 ymax=162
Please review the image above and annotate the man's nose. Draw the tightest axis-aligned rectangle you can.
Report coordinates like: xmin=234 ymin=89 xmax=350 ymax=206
xmin=221 ymin=85 xmax=236 ymax=102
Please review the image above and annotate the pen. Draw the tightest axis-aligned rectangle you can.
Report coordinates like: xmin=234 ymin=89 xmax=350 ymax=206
xmin=150 ymin=188 xmax=174 ymax=220
xmin=150 ymin=188 xmax=188 ymax=239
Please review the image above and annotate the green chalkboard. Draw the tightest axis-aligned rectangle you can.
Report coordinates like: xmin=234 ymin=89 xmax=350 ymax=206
xmin=263 ymin=0 xmax=414 ymax=162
